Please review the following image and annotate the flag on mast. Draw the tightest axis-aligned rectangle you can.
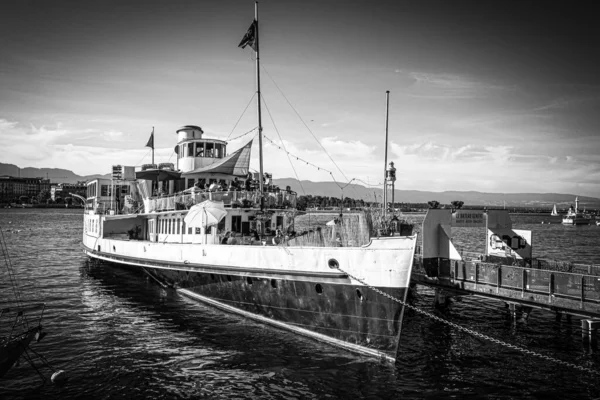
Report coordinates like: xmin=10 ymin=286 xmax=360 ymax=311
xmin=145 ymin=128 xmax=154 ymax=149
xmin=238 ymin=20 xmax=257 ymax=51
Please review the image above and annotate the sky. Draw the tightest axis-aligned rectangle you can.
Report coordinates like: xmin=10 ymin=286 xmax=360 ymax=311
xmin=1 ymin=0 xmax=600 ymax=197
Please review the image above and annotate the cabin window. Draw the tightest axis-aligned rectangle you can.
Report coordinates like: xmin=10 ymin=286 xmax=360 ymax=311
xmin=187 ymin=178 xmax=195 ymax=189
xmin=232 ymin=216 xmax=242 ymax=233
xmin=101 ymin=185 xmax=109 ymax=196
xmin=195 ymin=142 xmax=204 ymax=157
xmin=176 ymin=219 xmax=180 ymax=234
xmin=188 ymin=226 xmax=192 ymax=234
xmin=215 ymin=143 xmax=222 ymax=158
xmin=205 ymin=142 xmax=214 ymax=157
xmin=195 ymin=227 xmax=201 ymax=234
xmin=167 ymin=219 xmax=171 ymax=234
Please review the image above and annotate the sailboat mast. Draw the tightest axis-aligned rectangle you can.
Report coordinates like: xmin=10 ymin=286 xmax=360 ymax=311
xmin=255 ymin=2 xmax=265 ymax=198
xmin=383 ymin=90 xmax=390 ymax=216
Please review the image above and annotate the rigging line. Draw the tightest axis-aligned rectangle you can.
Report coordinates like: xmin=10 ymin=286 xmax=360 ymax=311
xmin=0 ymin=225 xmax=24 ymax=311
xmin=260 ymin=94 xmax=307 ymax=196
xmin=228 ymin=126 xmax=258 ymax=142
xmin=134 ymin=148 xmax=152 ymax=167
xmin=226 ymin=92 xmax=258 ymax=141
xmin=353 ymin=178 xmax=384 ymax=187
xmin=262 ymin=134 xmax=333 ymax=175
xmin=261 ymin=64 xmax=350 ymax=182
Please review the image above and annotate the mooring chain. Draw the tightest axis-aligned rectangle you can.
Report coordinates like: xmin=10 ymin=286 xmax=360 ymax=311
xmin=336 ymin=267 xmax=600 ymax=376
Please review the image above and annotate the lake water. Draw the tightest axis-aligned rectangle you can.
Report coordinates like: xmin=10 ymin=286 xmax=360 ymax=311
xmin=1 ymin=209 xmax=599 ymax=399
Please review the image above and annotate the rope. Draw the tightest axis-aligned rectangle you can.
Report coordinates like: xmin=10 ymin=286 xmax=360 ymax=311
xmin=22 ymin=347 xmax=47 ymax=383
xmin=336 ymin=266 xmax=600 ymax=376
xmin=260 ymin=95 xmax=307 ymax=196
xmin=228 ymin=126 xmax=258 ymax=142
xmin=261 ymin=65 xmax=362 ymax=200
xmin=226 ymin=93 xmax=257 ymax=141
xmin=0 ymin=224 xmax=29 ymax=328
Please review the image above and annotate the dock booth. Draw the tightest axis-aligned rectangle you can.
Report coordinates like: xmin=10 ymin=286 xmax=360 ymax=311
xmin=420 ymin=209 xmax=533 ymax=279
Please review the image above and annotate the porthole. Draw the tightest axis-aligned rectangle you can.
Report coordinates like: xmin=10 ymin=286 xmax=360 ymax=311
xmin=247 ymin=277 xmax=253 ymax=285
xmin=210 ymin=274 xmax=215 ymax=280
xmin=356 ymin=289 xmax=363 ymax=301
xmin=315 ymin=283 xmax=323 ymax=294
xmin=271 ymin=279 xmax=277 ymax=289
xmin=227 ymin=275 xmax=232 ymax=282
xmin=327 ymin=258 xmax=339 ymax=269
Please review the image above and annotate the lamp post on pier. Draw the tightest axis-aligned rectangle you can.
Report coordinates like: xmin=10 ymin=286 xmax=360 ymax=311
xmin=386 ymin=161 xmax=396 ymax=213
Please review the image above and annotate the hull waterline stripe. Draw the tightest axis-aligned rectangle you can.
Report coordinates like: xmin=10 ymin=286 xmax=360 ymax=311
xmin=83 ymin=247 xmax=349 ymax=281
xmin=177 ymin=288 xmax=395 ymax=363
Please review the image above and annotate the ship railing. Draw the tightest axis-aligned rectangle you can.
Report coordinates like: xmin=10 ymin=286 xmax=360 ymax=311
xmin=144 ymin=190 xmax=297 ymax=213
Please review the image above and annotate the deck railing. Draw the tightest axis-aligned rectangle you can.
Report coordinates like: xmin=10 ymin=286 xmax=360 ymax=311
xmin=143 ymin=190 xmax=297 ymax=213
xmin=87 ymin=190 xmax=297 ymax=215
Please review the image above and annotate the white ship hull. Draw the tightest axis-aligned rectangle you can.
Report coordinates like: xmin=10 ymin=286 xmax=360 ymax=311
xmin=83 ymin=213 xmax=417 ymax=362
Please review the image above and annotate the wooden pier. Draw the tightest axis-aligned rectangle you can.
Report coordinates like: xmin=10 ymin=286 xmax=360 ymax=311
xmin=411 ymin=255 xmax=600 ymax=319
xmin=410 ymin=207 xmax=600 ymax=350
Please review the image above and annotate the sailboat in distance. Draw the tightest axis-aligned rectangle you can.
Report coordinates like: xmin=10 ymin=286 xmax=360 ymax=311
xmin=81 ymin=2 xmax=417 ymax=363
xmin=551 ymin=204 xmax=559 ymax=216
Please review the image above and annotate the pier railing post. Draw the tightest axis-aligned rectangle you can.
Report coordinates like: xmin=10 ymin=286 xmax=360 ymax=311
xmin=581 ymin=276 xmax=585 ymax=308
xmin=582 ymin=319 xmax=600 ymax=352
xmin=497 ymin=266 xmax=501 ymax=294
xmin=549 ymin=273 xmax=554 ymax=304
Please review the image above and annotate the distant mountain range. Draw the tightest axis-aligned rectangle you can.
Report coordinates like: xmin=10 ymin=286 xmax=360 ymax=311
xmin=272 ymin=178 xmax=600 ymax=209
xmin=0 ymin=162 xmax=109 ymax=184
xmin=2 ymin=162 xmax=598 ymax=208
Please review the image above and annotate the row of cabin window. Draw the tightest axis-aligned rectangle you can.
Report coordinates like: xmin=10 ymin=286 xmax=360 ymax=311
xmin=87 ymin=183 xmax=130 ymax=198
xmin=178 ymin=142 xmax=225 ymax=159
xmin=157 ymin=217 xmax=226 ymax=235
xmin=86 ymin=218 xmax=98 ymax=233
xmin=158 ymin=218 xmax=200 ymax=235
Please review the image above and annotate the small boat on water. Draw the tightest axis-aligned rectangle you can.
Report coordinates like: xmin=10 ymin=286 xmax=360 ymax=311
xmin=550 ymin=204 xmax=559 ymax=216
xmin=0 ymin=226 xmax=46 ymax=378
xmin=81 ymin=3 xmax=416 ymax=363
xmin=561 ymin=197 xmax=590 ymax=225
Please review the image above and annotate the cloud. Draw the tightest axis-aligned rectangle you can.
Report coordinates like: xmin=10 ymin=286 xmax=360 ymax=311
xmin=0 ymin=118 xmax=164 ymax=174
xmin=404 ymin=71 xmax=513 ymax=99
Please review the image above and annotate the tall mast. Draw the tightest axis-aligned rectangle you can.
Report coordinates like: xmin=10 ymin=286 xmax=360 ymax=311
xmin=255 ymin=2 xmax=265 ymax=200
xmin=383 ymin=90 xmax=390 ymax=217
xmin=151 ymin=126 xmax=155 ymax=165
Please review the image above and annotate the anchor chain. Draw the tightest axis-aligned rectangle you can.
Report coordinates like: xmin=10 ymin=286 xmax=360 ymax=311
xmin=337 ymin=267 xmax=600 ymax=376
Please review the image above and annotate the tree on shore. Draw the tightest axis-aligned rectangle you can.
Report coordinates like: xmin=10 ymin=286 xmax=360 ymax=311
xmin=451 ymin=200 xmax=464 ymax=210
xmin=37 ymin=190 xmax=51 ymax=204
xmin=427 ymin=200 xmax=440 ymax=209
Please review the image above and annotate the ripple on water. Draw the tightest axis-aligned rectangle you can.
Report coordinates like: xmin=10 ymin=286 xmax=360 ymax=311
xmin=1 ymin=209 xmax=599 ymax=399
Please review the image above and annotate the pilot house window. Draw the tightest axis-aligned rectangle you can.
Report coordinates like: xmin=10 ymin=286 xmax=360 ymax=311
xmin=195 ymin=142 xmax=204 ymax=157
